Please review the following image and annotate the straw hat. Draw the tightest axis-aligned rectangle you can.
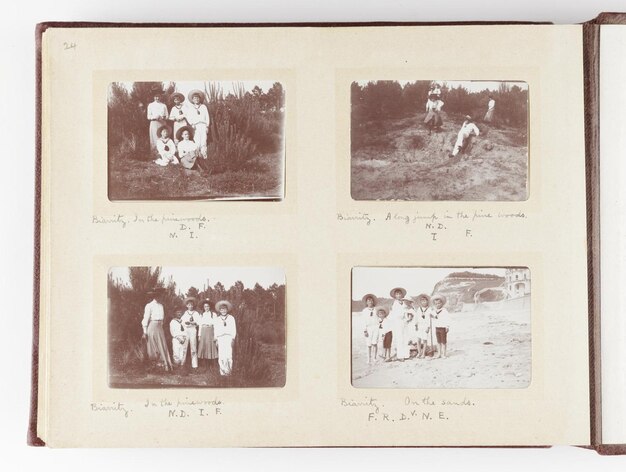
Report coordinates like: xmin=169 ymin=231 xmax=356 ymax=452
xmin=390 ymin=287 xmax=407 ymax=298
xmin=464 ymin=115 xmax=472 ymax=121
xmin=375 ymin=306 xmax=388 ymax=316
xmin=215 ymin=300 xmax=233 ymax=312
xmin=361 ymin=293 xmax=378 ymax=305
xmin=171 ymin=92 xmax=185 ymax=103
xmin=176 ymin=125 xmax=194 ymax=142
xmin=415 ymin=293 xmax=431 ymax=304
xmin=431 ymin=294 xmax=447 ymax=305
xmin=183 ymin=297 xmax=197 ymax=306
xmin=188 ymin=89 xmax=206 ymax=103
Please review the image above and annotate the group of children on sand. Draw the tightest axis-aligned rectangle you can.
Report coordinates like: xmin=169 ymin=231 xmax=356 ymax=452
xmin=141 ymin=289 xmax=237 ymax=376
xmin=361 ymin=288 xmax=450 ymax=364
xmin=146 ymin=89 xmax=210 ymax=172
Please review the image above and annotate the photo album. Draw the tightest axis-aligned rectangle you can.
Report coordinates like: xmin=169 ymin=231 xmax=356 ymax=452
xmin=30 ymin=14 xmax=626 ymax=452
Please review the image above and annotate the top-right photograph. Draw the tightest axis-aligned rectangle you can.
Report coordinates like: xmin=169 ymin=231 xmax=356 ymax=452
xmin=351 ymin=80 xmax=529 ymax=201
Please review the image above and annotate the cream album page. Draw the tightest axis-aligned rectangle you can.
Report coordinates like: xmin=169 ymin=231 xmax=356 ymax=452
xmin=38 ymin=24 xmax=589 ymax=447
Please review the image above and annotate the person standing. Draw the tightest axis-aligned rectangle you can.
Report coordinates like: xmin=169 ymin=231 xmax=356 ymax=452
xmin=146 ymin=90 xmax=168 ymax=156
xmin=214 ymin=300 xmax=237 ymax=376
xmin=185 ymin=90 xmax=210 ymax=159
xmin=169 ymin=308 xmax=188 ymax=368
xmin=361 ymin=294 xmax=379 ymax=364
xmin=424 ymin=93 xmax=444 ymax=132
xmin=141 ymin=288 xmax=173 ymax=371
xmin=431 ymin=294 xmax=451 ymax=359
xmin=181 ymin=297 xmax=201 ymax=369
xmin=387 ymin=287 xmax=407 ymax=361
xmin=484 ymin=95 xmax=496 ymax=123
xmin=168 ymin=92 xmax=189 ymax=143
xmin=414 ymin=294 xmax=433 ymax=359
xmin=198 ymin=299 xmax=219 ymax=368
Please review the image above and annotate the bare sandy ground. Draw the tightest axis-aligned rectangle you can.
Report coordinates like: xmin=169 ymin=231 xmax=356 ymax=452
xmin=351 ymin=113 xmax=528 ymax=201
xmin=351 ymin=306 xmax=531 ymax=389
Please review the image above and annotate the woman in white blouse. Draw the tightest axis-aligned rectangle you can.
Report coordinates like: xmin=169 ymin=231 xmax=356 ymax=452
xmin=214 ymin=300 xmax=237 ymax=376
xmin=197 ymin=299 xmax=218 ymax=367
xmin=146 ymin=91 xmax=168 ymax=156
xmin=175 ymin=126 xmax=199 ymax=170
xmin=141 ymin=288 xmax=173 ymax=371
xmin=168 ymin=92 xmax=189 ymax=143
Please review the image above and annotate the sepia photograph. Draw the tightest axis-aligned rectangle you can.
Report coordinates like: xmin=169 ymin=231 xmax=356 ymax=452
xmin=351 ymin=267 xmax=531 ymax=388
xmin=107 ymin=81 xmax=285 ymax=200
xmin=107 ymin=266 xmax=286 ymax=388
xmin=351 ymin=80 xmax=529 ymax=201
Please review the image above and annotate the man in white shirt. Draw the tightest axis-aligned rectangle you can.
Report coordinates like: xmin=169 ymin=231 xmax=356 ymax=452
xmin=451 ymin=116 xmax=480 ymax=158
xmin=180 ymin=297 xmax=201 ymax=369
xmin=147 ymin=92 xmax=168 ymax=155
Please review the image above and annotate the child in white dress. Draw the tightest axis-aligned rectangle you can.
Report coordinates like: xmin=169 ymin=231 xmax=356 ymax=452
xmin=361 ymin=294 xmax=379 ymax=364
xmin=414 ymin=294 xmax=432 ymax=359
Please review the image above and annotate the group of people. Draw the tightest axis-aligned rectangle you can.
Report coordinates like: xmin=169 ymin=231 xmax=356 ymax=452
xmin=422 ymin=81 xmax=496 ymax=158
xmin=147 ymin=88 xmax=210 ymax=171
xmin=141 ymin=288 xmax=237 ymax=376
xmin=361 ymin=288 xmax=450 ymax=364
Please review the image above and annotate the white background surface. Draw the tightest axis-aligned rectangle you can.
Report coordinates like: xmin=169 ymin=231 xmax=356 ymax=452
xmin=3 ymin=0 xmax=626 ymax=468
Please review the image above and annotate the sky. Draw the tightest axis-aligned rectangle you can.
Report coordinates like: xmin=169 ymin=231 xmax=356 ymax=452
xmin=355 ymin=80 xmax=528 ymax=93
xmin=115 ymin=80 xmax=277 ymax=98
xmin=109 ymin=266 xmax=285 ymax=294
xmin=352 ymin=267 xmax=507 ymax=300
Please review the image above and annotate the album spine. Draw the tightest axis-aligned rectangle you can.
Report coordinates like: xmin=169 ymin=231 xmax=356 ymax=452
xmin=28 ymin=22 xmax=49 ymax=447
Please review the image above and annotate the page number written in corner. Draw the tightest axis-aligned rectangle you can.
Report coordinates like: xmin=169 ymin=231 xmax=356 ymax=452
xmin=63 ymin=42 xmax=76 ymax=51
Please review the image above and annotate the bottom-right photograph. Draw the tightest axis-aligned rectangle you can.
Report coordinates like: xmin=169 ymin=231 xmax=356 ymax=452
xmin=351 ymin=266 xmax=531 ymax=389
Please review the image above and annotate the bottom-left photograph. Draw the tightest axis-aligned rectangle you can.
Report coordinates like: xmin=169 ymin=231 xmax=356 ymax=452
xmin=107 ymin=266 xmax=286 ymax=388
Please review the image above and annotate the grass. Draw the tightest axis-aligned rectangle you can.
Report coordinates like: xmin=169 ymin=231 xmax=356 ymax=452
xmin=351 ymin=113 xmax=528 ymax=201
xmin=108 ymin=150 xmax=283 ymax=200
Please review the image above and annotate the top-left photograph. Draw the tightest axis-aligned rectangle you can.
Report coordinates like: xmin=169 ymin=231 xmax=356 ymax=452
xmin=107 ymin=81 xmax=286 ymax=201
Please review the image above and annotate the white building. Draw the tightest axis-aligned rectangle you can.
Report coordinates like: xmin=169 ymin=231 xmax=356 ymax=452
xmin=505 ymin=268 xmax=531 ymax=299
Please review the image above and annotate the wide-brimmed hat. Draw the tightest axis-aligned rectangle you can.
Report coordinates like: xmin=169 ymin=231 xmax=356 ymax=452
xmin=188 ymin=89 xmax=206 ymax=103
xmin=415 ymin=293 xmax=431 ymax=303
xmin=375 ymin=306 xmax=388 ymax=316
xmin=464 ymin=115 xmax=473 ymax=121
xmin=361 ymin=293 xmax=378 ymax=305
xmin=176 ymin=125 xmax=195 ymax=142
xmin=171 ymin=92 xmax=185 ymax=103
xmin=431 ymin=294 xmax=447 ymax=305
xmin=183 ymin=297 xmax=197 ymax=306
xmin=215 ymin=300 xmax=233 ymax=312
xmin=156 ymin=125 xmax=171 ymax=137
xmin=390 ymin=287 xmax=407 ymax=298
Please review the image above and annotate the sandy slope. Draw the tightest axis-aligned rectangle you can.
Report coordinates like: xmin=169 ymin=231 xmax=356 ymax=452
xmin=351 ymin=306 xmax=531 ymax=389
xmin=351 ymin=113 xmax=528 ymax=201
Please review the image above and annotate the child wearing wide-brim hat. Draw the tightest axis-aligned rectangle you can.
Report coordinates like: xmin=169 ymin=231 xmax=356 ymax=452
xmin=214 ymin=300 xmax=237 ymax=376
xmin=169 ymin=93 xmax=188 ymax=142
xmin=175 ymin=125 xmax=199 ymax=170
xmin=186 ymin=90 xmax=211 ymax=160
xmin=181 ymin=297 xmax=201 ymax=369
xmin=154 ymin=125 xmax=178 ymax=167
xmin=414 ymin=293 xmax=433 ymax=358
xmin=431 ymin=294 xmax=450 ymax=359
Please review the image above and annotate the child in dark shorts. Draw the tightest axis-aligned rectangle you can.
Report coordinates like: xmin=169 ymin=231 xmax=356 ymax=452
xmin=431 ymin=294 xmax=450 ymax=359
xmin=376 ymin=307 xmax=392 ymax=361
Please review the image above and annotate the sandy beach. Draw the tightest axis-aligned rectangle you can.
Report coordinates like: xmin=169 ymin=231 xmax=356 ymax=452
xmin=351 ymin=304 xmax=531 ymax=389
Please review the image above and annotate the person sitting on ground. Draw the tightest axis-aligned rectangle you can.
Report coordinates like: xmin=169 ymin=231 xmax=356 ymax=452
xmin=450 ymin=115 xmax=480 ymax=158
xmin=154 ymin=126 xmax=178 ymax=167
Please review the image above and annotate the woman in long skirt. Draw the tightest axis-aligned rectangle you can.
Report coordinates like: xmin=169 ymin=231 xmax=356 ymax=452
xmin=198 ymin=299 xmax=219 ymax=367
xmin=141 ymin=288 xmax=173 ymax=371
xmin=146 ymin=91 xmax=168 ymax=156
xmin=214 ymin=300 xmax=237 ymax=376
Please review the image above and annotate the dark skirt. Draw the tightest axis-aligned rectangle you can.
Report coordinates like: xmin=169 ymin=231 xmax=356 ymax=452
xmin=198 ymin=325 xmax=218 ymax=359
xmin=435 ymin=327 xmax=448 ymax=344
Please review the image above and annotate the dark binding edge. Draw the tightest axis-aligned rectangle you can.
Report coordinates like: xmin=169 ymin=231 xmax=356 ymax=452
xmin=582 ymin=19 xmax=602 ymax=453
xmin=28 ymin=22 xmax=47 ymax=447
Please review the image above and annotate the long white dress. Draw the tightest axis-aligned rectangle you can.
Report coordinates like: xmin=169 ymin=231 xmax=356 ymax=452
xmin=214 ymin=314 xmax=237 ymax=375
xmin=362 ymin=307 xmax=379 ymax=347
xmin=185 ymin=103 xmax=210 ymax=158
xmin=388 ymin=299 xmax=405 ymax=357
